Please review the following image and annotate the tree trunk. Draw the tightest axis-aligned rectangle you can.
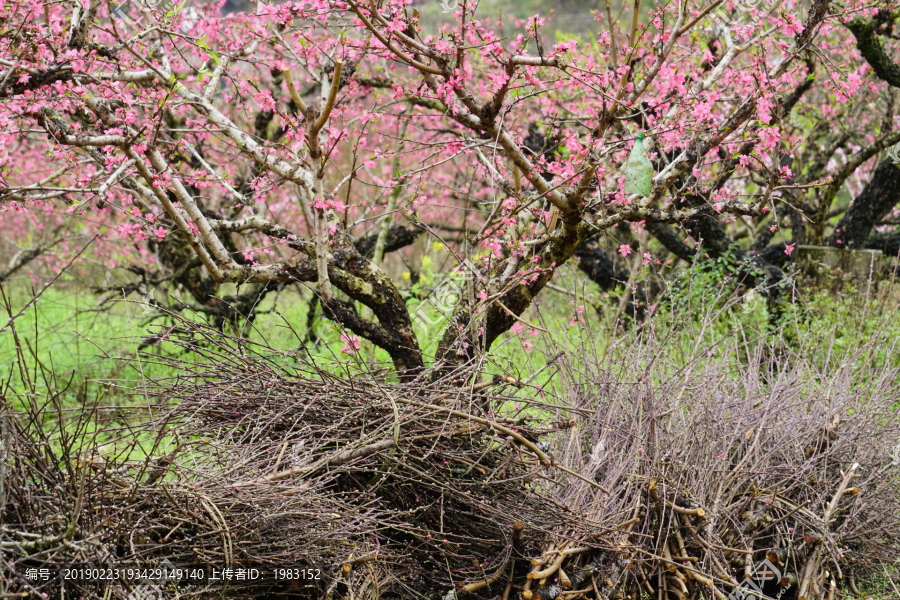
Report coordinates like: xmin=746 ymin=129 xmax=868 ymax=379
xmin=827 ymin=158 xmax=900 ymax=249
xmin=796 ymin=245 xmax=888 ymax=290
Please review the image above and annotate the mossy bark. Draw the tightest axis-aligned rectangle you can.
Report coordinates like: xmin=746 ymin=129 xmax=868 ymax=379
xmin=827 ymin=158 xmax=900 ymax=250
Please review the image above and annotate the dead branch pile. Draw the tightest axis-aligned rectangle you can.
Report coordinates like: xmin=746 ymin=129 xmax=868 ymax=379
xmin=3 ymin=316 xmax=900 ymax=600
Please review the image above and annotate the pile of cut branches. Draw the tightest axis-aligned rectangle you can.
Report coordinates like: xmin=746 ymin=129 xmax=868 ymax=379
xmin=3 ymin=313 xmax=900 ymax=600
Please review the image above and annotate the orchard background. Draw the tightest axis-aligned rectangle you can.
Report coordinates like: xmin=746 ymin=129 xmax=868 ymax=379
xmin=2 ymin=0 xmax=900 ymax=598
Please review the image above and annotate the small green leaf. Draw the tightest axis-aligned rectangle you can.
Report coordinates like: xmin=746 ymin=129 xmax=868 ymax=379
xmin=165 ymin=0 xmax=186 ymax=17
xmin=624 ymin=132 xmax=653 ymax=197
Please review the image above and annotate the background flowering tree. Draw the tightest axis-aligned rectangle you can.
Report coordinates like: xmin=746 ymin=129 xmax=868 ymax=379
xmin=5 ymin=3 xmax=900 ymax=598
xmin=1 ymin=0 xmax=897 ymax=377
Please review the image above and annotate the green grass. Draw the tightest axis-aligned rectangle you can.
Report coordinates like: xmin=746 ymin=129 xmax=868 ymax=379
xmin=1 ymin=285 xmax=139 ymax=380
xmin=4 ymin=259 xmax=900 ymax=411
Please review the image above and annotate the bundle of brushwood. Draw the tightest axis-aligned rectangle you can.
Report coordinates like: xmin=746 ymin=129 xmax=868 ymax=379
xmin=3 ymin=314 xmax=900 ymax=600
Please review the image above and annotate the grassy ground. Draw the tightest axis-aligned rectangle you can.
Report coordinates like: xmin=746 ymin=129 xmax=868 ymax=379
xmin=4 ymin=259 xmax=900 ymax=408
